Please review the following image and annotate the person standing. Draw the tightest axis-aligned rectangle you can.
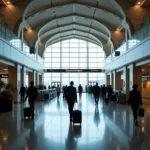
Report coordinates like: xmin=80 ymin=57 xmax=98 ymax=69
xmin=102 ymin=84 xmax=107 ymax=101
xmin=78 ymin=84 xmax=83 ymax=98
xmin=128 ymin=84 xmax=143 ymax=125
xmin=93 ymin=83 xmax=100 ymax=105
xmin=107 ymin=85 xmax=113 ymax=102
xmin=66 ymin=81 xmax=77 ymax=121
xmin=26 ymin=81 xmax=38 ymax=120
xmin=20 ymin=84 xmax=26 ymax=103
xmin=56 ymin=85 xmax=61 ymax=100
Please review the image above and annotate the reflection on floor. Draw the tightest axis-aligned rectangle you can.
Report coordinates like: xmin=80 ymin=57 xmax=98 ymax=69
xmin=0 ymin=94 xmax=150 ymax=150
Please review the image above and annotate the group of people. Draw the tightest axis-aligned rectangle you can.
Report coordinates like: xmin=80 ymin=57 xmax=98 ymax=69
xmin=88 ymin=84 xmax=113 ymax=105
xmin=20 ymin=81 xmax=143 ymax=125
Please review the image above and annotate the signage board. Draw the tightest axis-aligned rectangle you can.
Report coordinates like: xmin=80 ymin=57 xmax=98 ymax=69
xmin=44 ymin=69 xmax=105 ymax=73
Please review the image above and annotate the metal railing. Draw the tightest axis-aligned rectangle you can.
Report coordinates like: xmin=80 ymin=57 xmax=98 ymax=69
xmin=0 ymin=19 xmax=44 ymax=65
xmin=105 ymin=22 xmax=150 ymax=65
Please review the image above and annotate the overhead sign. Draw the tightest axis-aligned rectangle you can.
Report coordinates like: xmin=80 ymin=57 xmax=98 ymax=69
xmin=44 ymin=69 xmax=105 ymax=73
xmin=0 ymin=74 xmax=9 ymax=78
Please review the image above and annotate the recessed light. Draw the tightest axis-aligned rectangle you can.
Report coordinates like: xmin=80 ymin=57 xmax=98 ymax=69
xmin=137 ymin=2 xmax=141 ymax=5
xmin=7 ymin=1 xmax=10 ymax=4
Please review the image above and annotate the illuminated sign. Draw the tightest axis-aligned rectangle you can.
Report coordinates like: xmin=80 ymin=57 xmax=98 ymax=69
xmin=0 ymin=74 xmax=8 ymax=78
xmin=44 ymin=69 xmax=105 ymax=73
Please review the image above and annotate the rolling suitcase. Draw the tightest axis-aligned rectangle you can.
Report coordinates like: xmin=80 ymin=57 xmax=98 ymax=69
xmin=24 ymin=107 xmax=32 ymax=118
xmin=73 ymin=103 xmax=82 ymax=124
xmin=73 ymin=110 xmax=82 ymax=124
xmin=138 ymin=108 xmax=145 ymax=117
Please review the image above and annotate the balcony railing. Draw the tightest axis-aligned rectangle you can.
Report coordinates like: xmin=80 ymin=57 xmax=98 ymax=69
xmin=105 ymin=22 xmax=150 ymax=65
xmin=0 ymin=19 xmax=44 ymax=65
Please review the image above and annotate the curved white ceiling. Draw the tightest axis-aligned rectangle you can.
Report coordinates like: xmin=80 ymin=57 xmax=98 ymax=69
xmin=21 ymin=0 xmax=129 ymax=54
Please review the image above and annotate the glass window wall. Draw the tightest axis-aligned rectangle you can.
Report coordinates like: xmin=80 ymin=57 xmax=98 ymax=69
xmin=44 ymin=39 xmax=105 ymax=88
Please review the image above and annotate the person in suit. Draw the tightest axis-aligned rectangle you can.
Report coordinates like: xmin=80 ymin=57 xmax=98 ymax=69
xmin=93 ymin=83 xmax=100 ymax=105
xmin=107 ymin=85 xmax=113 ymax=102
xmin=66 ymin=81 xmax=77 ymax=121
xmin=19 ymin=84 xmax=26 ymax=103
xmin=26 ymin=81 xmax=38 ymax=120
xmin=78 ymin=84 xmax=83 ymax=98
xmin=128 ymin=84 xmax=143 ymax=125
xmin=102 ymin=84 xmax=107 ymax=101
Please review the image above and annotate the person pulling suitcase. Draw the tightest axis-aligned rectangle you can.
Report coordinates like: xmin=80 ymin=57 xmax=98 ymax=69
xmin=25 ymin=81 xmax=38 ymax=120
xmin=66 ymin=81 xmax=77 ymax=122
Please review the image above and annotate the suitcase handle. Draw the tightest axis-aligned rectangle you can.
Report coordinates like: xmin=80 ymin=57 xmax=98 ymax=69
xmin=74 ymin=102 xmax=79 ymax=110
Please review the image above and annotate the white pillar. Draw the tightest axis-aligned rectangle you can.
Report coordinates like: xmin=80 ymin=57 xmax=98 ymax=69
xmin=123 ymin=66 xmax=127 ymax=92
xmin=113 ymin=71 xmax=116 ymax=90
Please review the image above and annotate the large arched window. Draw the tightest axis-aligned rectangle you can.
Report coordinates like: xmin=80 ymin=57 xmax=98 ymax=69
xmin=44 ymin=39 xmax=105 ymax=88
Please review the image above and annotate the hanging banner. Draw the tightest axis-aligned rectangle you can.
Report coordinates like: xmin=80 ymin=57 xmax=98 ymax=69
xmin=44 ymin=69 xmax=105 ymax=73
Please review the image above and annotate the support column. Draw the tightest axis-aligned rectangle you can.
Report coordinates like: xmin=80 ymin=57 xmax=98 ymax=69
xmin=8 ymin=65 xmax=22 ymax=103
xmin=39 ymin=74 xmax=44 ymax=85
xmin=36 ymin=72 xmax=39 ymax=86
xmin=123 ymin=67 xmax=127 ymax=92
xmin=28 ymin=71 xmax=34 ymax=86
xmin=113 ymin=71 xmax=116 ymax=90
xmin=133 ymin=66 xmax=142 ymax=93
xmin=115 ymin=71 xmax=122 ymax=91
xmin=21 ymin=66 xmax=27 ymax=87
xmin=128 ymin=64 xmax=142 ymax=93
xmin=109 ymin=72 xmax=113 ymax=86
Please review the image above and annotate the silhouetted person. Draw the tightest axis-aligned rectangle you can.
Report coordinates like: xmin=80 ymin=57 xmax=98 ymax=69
xmin=85 ymin=85 xmax=88 ymax=93
xmin=93 ymin=83 xmax=100 ymax=105
xmin=26 ymin=81 xmax=38 ymax=119
xmin=102 ymin=84 xmax=107 ymax=101
xmin=66 ymin=81 xmax=77 ymax=121
xmin=107 ymin=85 xmax=113 ymax=102
xmin=128 ymin=84 xmax=142 ymax=125
xmin=20 ymin=84 xmax=26 ymax=103
xmin=64 ymin=85 xmax=68 ymax=100
xmin=78 ymin=84 xmax=83 ymax=98
xmin=48 ymin=85 xmax=51 ymax=89
xmin=56 ymin=85 xmax=61 ymax=100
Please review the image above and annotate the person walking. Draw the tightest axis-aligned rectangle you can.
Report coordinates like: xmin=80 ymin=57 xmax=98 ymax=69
xmin=78 ymin=84 xmax=83 ymax=98
xmin=107 ymin=85 xmax=113 ymax=102
xmin=26 ymin=81 xmax=38 ymax=120
xmin=56 ymin=85 xmax=61 ymax=100
xmin=102 ymin=84 xmax=107 ymax=101
xmin=20 ymin=84 xmax=26 ymax=103
xmin=128 ymin=84 xmax=143 ymax=125
xmin=93 ymin=83 xmax=100 ymax=105
xmin=66 ymin=81 xmax=77 ymax=121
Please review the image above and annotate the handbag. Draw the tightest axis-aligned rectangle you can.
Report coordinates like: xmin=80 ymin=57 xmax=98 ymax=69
xmin=138 ymin=107 xmax=145 ymax=117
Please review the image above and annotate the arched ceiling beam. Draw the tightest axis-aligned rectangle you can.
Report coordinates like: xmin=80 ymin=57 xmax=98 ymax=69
xmin=25 ymin=9 xmax=121 ymax=32
xmin=39 ymin=23 xmax=109 ymax=40
xmin=40 ymin=24 xmax=109 ymax=44
xmin=23 ymin=3 xmax=124 ymax=20
xmin=42 ymin=29 xmax=104 ymax=47
xmin=38 ymin=15 xmax=111 ymax=37
xmin=46 ymin=35 xmax=102 ymax=49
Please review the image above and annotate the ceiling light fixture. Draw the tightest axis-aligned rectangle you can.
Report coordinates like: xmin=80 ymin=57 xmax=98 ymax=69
xmin=137 ymin=2 xmax=141 ymax=5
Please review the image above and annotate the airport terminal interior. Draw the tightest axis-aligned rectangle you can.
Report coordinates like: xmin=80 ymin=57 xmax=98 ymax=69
xmin=0 ymin=0 xmax=150 ymax=149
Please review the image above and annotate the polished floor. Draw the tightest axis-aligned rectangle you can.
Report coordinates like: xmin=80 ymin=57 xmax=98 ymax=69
xmin=0 ymin=94 xmax=150 ymax=150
